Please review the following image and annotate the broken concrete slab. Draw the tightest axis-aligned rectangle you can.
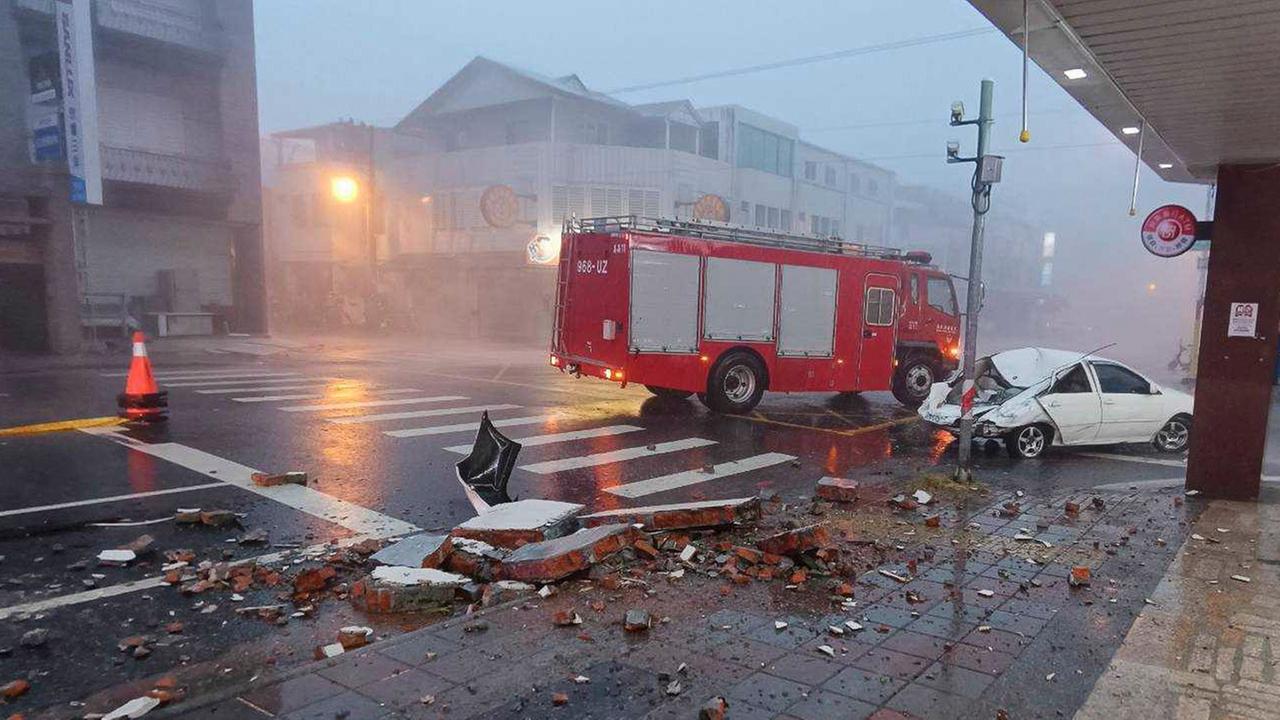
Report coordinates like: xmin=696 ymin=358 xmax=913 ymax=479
xmin=445 ymin=537 xmax=509 ymax=581
xmin=577 ymin=497 xmax=760 ymax=530
xmin=103 ymin=696 xmax=161 ymax=720
xmin=624 ymin=609 xmax=652 ymax=632
xmin=350 ymin=566 xmax=469 ymax=613
xmin=97 ymin=549 xmax=136 ymax=566
xmin=370 ymin=534 xmax=453 ymax=569
xmin=500 ymin=525 xmax=638 ymax=583
xmin=816 ymin=477 xmax=860 ymax=503
xmin=452 ymin=498 xmax=583 ymax=548
xmin=755 ymin=524 xmax=831 ymax=556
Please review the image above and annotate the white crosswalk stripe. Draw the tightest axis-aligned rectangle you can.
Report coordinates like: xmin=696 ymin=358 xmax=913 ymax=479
xmin=442 ymin=424 xmax=644 ymax=453
xmin=169 ymin=376 xmax=319 ymax=389
xmin=196 ymin=382 xmax=360 ymax=394
xmin=232 ymin=388 xmax=422 ymax=403
xmin=384 ymin=415 xmax=556 ymax=438
xmin=100 ymin=368 xmax=270 ymax=378
xmin=104 ymin=370 xmax=299 ymax=381
xmin=605 ymin=452 xmax=796 ymax=498
xmin=519 ymin=437 xmax=716 ymax=474
xmin=279 ymin=396 xmax=467 ymax=413
xmin=328 ymin=404 xmax=520 ymax=425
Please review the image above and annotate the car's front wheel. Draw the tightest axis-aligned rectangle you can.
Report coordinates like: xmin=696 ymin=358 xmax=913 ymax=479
xmin=1153 ymin=415 xmax=1191 ymax=453
xmin=1006 ymin=424 xmax=1051 ymax=459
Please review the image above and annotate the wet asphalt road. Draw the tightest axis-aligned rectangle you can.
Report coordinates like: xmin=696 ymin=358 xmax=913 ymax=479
xmin=0 ymin=342 xmax=1198 ymax=711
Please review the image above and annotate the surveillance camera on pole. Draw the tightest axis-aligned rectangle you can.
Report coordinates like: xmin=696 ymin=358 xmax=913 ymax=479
xmin=948 ymin=79 xmax=1003 ymax=482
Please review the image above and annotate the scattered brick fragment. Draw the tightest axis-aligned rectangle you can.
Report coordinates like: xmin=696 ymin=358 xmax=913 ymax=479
xmin=756 ymin=524 xmax=830 ymax=556
xmin=1 ymin=679 xmax=29 ymax=699
xmin=816 ymin=476 xmax=860 ymax=503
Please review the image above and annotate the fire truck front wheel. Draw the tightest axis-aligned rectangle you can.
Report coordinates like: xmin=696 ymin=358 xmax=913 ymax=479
xmin=703 ymin=351 xmax=767 ymax=414
xmin=645 ymin=385 xmax=694 ymax=400
xmin=892 ymin=354 xmax=939 ymax=408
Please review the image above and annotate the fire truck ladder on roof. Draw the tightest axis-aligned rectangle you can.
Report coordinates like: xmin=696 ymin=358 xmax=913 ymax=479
xmin=565 ymin=215 xmax=911 ymax=260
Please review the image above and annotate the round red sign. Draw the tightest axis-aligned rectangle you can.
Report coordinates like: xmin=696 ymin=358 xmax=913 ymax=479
xmin=1140 ymin=204 xmax=1197 ymax=258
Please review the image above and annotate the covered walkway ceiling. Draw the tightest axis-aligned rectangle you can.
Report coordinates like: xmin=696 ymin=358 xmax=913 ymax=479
xmin=968 ymin=0 xmax=1280 ymax=183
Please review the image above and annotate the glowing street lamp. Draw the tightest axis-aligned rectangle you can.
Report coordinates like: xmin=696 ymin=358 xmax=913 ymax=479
xmin=330 ymin=175 xmax=359 ymax=204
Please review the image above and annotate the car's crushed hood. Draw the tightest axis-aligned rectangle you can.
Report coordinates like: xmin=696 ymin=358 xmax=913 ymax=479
xmin=987 ymin=347 xmax=1087 ymax=387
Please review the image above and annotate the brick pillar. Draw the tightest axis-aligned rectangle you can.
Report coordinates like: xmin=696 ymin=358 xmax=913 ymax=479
xmin=1186 ymin=164 xmax=1280 ymax=499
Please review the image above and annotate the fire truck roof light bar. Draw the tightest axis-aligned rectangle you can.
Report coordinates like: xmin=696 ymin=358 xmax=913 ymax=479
xmin=565 ymin=215 xmax=927 ymax=263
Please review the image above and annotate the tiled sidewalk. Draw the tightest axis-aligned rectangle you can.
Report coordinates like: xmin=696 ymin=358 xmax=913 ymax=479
xmin=173 ymin=487 xmax=1193 ymax=720
xmin=1076 ymin=486 xmax=1280 ymax=720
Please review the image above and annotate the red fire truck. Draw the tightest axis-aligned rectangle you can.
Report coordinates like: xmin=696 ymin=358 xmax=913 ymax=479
xmin=549 ymin=216 xmax=962 ymax=414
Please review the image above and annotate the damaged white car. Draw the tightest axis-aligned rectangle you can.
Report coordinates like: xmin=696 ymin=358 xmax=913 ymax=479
xmin=918 ymin=347 xmax=1193 ymax=458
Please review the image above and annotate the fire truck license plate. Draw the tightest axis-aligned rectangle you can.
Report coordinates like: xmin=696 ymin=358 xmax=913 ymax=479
xmin=575 ymin=259 xmax=608 ymax=274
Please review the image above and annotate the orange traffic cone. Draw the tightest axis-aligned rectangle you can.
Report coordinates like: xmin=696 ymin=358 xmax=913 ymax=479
xmin=117 ymin=331 xmax=168 ymax=423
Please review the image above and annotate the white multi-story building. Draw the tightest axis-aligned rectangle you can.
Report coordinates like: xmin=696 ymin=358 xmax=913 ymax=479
xmin=265 ymin=56 xmax=897 ymax=339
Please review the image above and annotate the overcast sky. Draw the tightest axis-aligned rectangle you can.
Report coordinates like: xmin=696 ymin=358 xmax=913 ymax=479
xmin=253 ymin=0 xmax=1210 ymax=366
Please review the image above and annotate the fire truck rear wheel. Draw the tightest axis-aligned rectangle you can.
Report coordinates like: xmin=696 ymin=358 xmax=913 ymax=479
xmin=645 ymin=385 xmax=693 ymax=400
xmin=705 ymin=351 xmax=767 ymax=414
xmin=892 ymin=354 xmax=938 ymax=408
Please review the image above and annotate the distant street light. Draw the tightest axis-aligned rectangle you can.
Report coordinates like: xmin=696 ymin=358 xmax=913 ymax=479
xmin=331 ymin=175 xmax=359 ymax=204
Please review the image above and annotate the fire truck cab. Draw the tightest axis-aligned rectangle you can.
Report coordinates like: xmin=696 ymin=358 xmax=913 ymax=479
xmin=550 ymin=216 xmax=961 ymax=414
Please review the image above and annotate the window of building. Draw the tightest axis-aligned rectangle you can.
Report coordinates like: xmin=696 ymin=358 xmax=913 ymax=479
xmin=810 ymin=215 xmax=819 ymax=235
xmin=818 ymin=217 xmax=830 ymax=236
xmin=755 ymin=203 xmax=766 ymax=226
xmin=804 ymin=161 xmax=817 ymax=181
xmin=737 ymin=123 xmax=794 ymax=177
xmin=700 ymin=122 xmax=719 ymax=160
xmin=740 ymin=201 xmax=750 ymax=219
xmin=830 ymin=219 xmax=840 ymax=237
xmin=824 ymin=166 xmax=837 ymax=186
xmin=1091 ymin=363 xmax=1152 ymax=394
xmin=780 ymin=209 xmax=791 ymax=231
xmin=867 ymin=178 xmax=879 ymax=197
xmin=505 ymin=120 xmax=533 ymax=144
xmin=1049 ymin=364 xmax=1092 ymax=394
xmin=926 ymin=276 xmax=958 ymax=316
xmin=864 ymin=287 xmax=896 ymax=326
xmin=767 ymin=207 xmax=779 ymax=229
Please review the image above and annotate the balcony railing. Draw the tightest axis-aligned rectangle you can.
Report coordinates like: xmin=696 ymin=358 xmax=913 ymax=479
xmin=100 ymin=145 xmax=233 ymax=192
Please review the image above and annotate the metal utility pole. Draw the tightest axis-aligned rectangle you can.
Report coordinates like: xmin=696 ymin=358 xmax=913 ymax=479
xmin=947 ymin=79 xmax=1001 ymax=480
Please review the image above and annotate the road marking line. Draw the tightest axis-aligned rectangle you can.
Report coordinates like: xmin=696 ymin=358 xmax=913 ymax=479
xmin=736 ymin=412 xmax=919 ymax=437
xmin=605 ymin=452 xmax=796 ymax=498
xmin=384 ymin=415 xmax=556 ymax=438
xmin=196 ymin=382 xmax=358 ymax=394
xmin=1076 ymin=452 xmax=1187 ymax=468
xmin=519 ymin=437 xmax=717 ymax=475
xmin=279 ymin=395 xmax=468 ymax=412
xmin=231 ymin=388 xmax=421 ymax=403
xmin=84 ymin=429 xmax=419 ymax=537
xmin=104 ymin=371 xmax=299 ymax=382
xmin=0 ymin=535 xmax=390 ymax=621
xmin=443 ymin=424 xmax=645 ymax=453
xmin=99 ymin=368 xmax=266 ymax=378
xmin=0 ymin=482 xmax=228 ymax=518
xmin=327 ymin=403 xmax=521 ymax=425
xmin=0 ymin=416 xmax=125 ymax=437
xmin=169 ymin=376 xmax=319 ymax=389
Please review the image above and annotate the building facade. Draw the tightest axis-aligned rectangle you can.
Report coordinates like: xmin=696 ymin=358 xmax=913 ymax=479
xmin=0 ymin=0 xmax=265 ymax=354
xmin=264 ymin=57 xmax=897 ymax=341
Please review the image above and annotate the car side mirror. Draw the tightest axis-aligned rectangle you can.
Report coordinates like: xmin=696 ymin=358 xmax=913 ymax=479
xmin=1148 ymin=382 xmax=1161 ymax=395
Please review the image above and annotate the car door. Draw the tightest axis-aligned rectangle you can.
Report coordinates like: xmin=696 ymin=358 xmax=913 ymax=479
xmin=1037 ymin=363 xmax=1102 ymax=444
xmin=1089 ymin=361 xmax=1168 ymax=442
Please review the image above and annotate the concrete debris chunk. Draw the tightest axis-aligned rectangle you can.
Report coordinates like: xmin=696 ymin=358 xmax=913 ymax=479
xmin=250 ymin=471 xmax=307 ymax=487
xmin=98 ymin=549 xmax=136 ymax=566
xmin=573 ymin=675 xmax=590 ymax=684
xmin=699 ymin=696 xmax=729 ymax=720
xmin=1231 ymin=575 xmax=1252 ymax=583
xmin=666 ymin=679 xmax=683 ymax=696
xmin=679 ymin=545 xmax=698 ymax=563
xmin=317 ymin=642 xmax=345 ymax=659
xmin=756 ymin=524 xmax=830 ymax=556
xmin=337 ymin=626 xmax=373 ymax=650
xmin=624 ymin=609 xmax=652 ymax=632
xmin=912 ymin=489 xmax=933 ymax=505
xmin=445 ymin=537 xmax=509 ymax=581
xmin=103 ymin=696 xmax=162 ymax=720
xmin=553 ymin=609 xmax=583 ymax=627
xmin=174 ymin=508 xmax=202 ymax=524
xmin=238 ymin=528 xmax=268 ymax=545
xmin=879 ymin=569 xmax=911 ymax=583
xmin=815 ymin=477 xmax=860 ymax=503
xmin=452 ymin=499 xmax=583 ymax=548
xmin=500 ymin=525 xmax=637 ymax=583
xmin=817 ymin=644 xmax=835 ymax=657
xmin=370 ymin=534 xmax=453 ymax=569
xmin=845 ymin=620 xmax=864 ymax=632
xmin=976 ymin=589 xmax=995 ymax=597
xmin=20 ymin=628 xmax=48 ymax=648
xmin=577 ymin=497 xmax=760 ymax=530
xmin=774 ymin=620 xmax=788 ymax=631
xmin=351 ymin=566 xmax=468 ymax=613
xmin=199 ymin=510 xmax=238 ymax=528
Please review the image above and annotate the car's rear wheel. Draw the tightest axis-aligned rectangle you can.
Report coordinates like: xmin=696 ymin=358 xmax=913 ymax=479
xmin=1154 ymin=415 xmax=1191 ymax=453
xmin=644 ymin=385 xmax=693 ymax=400
xmin=892 ymin=354 xmax=937 ymax=408
xmin=704 ymin=351 xmax=766 ymax=414
xmin=1006 ymin=424 xmax=1051 ymax=459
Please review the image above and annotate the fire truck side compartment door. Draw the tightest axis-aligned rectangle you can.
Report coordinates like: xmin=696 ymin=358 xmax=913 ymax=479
xmin=777 ymin=265 xmax=837 ymax=357
xmin=703 ymin=258 xmax=776 ymax=342
xmin=629 ymin=249 xmax=700 ymax=353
